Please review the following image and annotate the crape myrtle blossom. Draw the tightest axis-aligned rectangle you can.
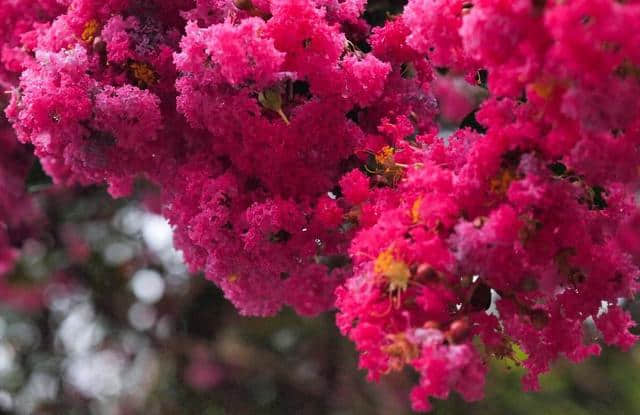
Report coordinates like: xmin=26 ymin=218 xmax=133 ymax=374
xmin=337 ymin=0 xmax=640 ymax=410
xmin=1 ymin=0 xmax=640 ymax=411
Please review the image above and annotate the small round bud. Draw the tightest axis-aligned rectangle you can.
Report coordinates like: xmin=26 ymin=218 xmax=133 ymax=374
xmin=447 ymin=319 xmax=470 ymax=343
xmin=415 ymin=263 xmax=436 ymax=280
xmin=233 ymin=0 xmax=253 ymax=10
xmin=472 ymin=216 xmax=487 ymax=228
xmin=93 ymin=37 xmax=107 ymax=55
xmin=423 ymin=320 xmax=440 ymax=330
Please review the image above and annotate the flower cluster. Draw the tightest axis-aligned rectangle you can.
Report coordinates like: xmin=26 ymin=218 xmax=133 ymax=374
xmin=338 ymin=0 xmax=640 ymax=410
xmin=1 ymin=0 xmax=640 ymax=411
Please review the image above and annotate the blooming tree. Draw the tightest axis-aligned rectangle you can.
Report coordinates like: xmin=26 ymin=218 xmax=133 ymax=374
xmin=1 ymin=0 xmax=640 ymax=411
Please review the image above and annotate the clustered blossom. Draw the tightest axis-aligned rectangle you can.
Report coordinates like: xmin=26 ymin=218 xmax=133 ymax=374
xmin=1 ymin=0 xmax=640 ymax=411
xmin=337 ymin=0 xmax=640 ymax=410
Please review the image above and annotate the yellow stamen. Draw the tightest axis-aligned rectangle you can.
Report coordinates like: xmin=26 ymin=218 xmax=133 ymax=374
xmin=129 ymin=62 xmax=157 ymax=87
xmin=382 ymin=333 xmax=419 ymax=372
xmin=411 ymin=197 xmax=422 ymax=224
xmin=490 ymin=168 xmax=516 ymax=195
xmin=374 ymin=248 xmax=411 ymax=293
xmin=375 ymin=145 xmax=395 ymax=166
xmin=530 ymin=79 xmax=556 ymax=100
xmin=81 ymin=19 xmax=100 ymax=43
xmin=368 ymin=146 xmax=405 ymax=186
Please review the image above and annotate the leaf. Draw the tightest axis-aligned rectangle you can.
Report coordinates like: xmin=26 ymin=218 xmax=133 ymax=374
xmin=259 ymin=88 xmax=289 ymax=124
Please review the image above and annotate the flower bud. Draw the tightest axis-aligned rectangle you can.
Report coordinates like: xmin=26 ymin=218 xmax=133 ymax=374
xmin=447 ymin=319 xmax=470 ymax=343
xmin=415 ymin=263 xmax=437 ymax=280
xmin=233 ymin=0 xmax=253 ymax=10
